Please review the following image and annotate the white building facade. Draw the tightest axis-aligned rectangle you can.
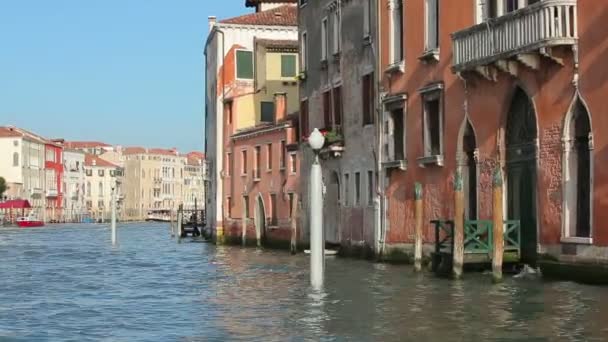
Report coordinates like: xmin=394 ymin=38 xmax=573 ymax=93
xmin=63 ymin=149 xmax=86 ymax=222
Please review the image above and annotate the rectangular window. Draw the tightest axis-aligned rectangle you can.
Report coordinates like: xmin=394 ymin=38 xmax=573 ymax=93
xmin=270 ymin=193 xmax=278 ymax=225
xmin=332 ymin=86 xmax=342 ymax=131
xmin=267 ymin=143 xmax=272 ymax=171
xmin=323 ymin=90 xmax=332 ymax=130
xmin=363 ymin=0 xmax=372 ymax=38
xmin=332 ymin=9 xmax=341 ymax=54
xmin=236 ymin=50 xmax=254 ymax=79
xmin=321 ymin=18 xmax=328 ymax=61
xmin=98 ymin=169 xmax=104 ymax=177
xmin=344 ymin=173 xmax=350 ymax=206
xmin=355 ymin=172 xmax=361 ymax=206
xmin=254 ymin=146 xmax=261 ymax=179
xmin=227 ymin=197 xmax=232 ymax=218
xmin=243 ymin=195 xmax=249 ymax=218
xmin=226 ymin=152 xmax=232 ymax=176
xmin=425 ymin=0 xmax=439 ymax=51
xmin=281 ymin=55 xmax=296 ymax=78
xmin=241 ymin=150 xmax=248 ymax=175
xmin=422 ymin=89 xmax=443 ymax=157
xmin=368 ymin=171 xmax=374 ymax=205
xmin=301 ymin=32 xmax=308 ymax=71
xmin=280 ymin=141 xmax=286 ymax=169
xmin=261 ymin=101 xmax=275 ymax=122
xmin=300 ymin=100 xmax=309 ymax=140
xmin=289 ymin=153 xmax=297 ymax=174
xmin=389 ymin=0 xmax=404 ymax=63
xmin=46 ymin=149 xmax=55 ymax=162
xmin=391 ymin=108 xmax=405 ymax=160
xmin=362 ymin=73 xmax=374 ymax=125
xmin=288 ymin=193 xmax=295 ymax=218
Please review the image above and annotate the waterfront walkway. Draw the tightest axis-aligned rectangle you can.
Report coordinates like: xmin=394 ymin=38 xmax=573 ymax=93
xmin=1 ymin=223 xmax=607 ymax=341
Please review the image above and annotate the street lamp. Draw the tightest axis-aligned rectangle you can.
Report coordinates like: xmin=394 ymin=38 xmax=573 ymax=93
xmin=308 ymin=128 xmax=325 ymax=289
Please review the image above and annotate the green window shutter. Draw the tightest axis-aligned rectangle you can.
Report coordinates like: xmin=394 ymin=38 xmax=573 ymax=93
xmin=261 ymin=102 xmax=275 ymax=122
xmin=281 ymin=55 xmax=296 ymax=77
xmin=236 ymin=50 xmax=253 ymax=79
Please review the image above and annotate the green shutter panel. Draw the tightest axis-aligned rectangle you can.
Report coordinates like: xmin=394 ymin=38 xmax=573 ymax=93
xmin=236 ymin=50 xmax=254 ymax=79
xmin=281 ymin=55 xmax=296 ymax=77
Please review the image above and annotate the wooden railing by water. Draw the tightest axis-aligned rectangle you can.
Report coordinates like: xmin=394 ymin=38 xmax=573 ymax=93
xmin=452 ymin=0 xmax=578 ymax=72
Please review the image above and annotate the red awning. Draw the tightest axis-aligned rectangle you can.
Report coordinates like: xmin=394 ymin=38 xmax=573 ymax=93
xmin=0 ymin=199 xmax=32 ymax=209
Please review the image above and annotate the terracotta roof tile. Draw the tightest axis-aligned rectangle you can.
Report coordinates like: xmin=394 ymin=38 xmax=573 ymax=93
xmin=220 ymin=5 xmax=297 ymax=26
xmin=148 ymin=148 xmax=179 ymax=156
xmin=0 ymin=127 xmax=22 ymax=138
xmin=123 ymin=147 xmax=147 ymax=155
xmin=84 ymin=154 xmax=119 ymax=168
xmin=65 ymin=141 xmax=111 ymax=149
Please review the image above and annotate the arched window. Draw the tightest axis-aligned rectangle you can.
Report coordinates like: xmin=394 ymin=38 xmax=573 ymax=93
xmin=13 ymin=152 xmax=19 ymax=166
xmin=563 ymin=97 xmax=593 ymax=240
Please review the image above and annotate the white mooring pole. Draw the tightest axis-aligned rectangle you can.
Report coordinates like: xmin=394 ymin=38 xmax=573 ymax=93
xmin=308 ymin=128 xmax=325 ymax=290
xmin=111 ymin=183 xmax=117 ymax=245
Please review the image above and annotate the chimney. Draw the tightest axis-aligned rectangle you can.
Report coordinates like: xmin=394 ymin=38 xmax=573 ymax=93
xmin=92 ymin=159 xmax=97 ymax=166
xmin=208 ymin=16 xmax=217 ymax=32
xmin=274 ymin=92 xmax=287 ymax=123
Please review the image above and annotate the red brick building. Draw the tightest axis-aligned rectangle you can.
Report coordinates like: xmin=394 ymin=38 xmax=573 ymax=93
xmin=378 ymin=0 xmax=608 ymax=267
xmin=44 ymin=141 xmax=64 ymax=221
xmin=223 ymin=93 xmax=300 ymax=247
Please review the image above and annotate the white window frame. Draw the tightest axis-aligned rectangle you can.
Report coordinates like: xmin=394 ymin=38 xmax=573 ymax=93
xmin=389 ymin=0 xmax=404 ymax=65
xmin=363 ymin=0 xmax=371 ymax=40
xmin=420 ymin=84 xmax=444 ymax=164
xmin=234 ymin=49 xmax=254 ymax=81
xmin=424 ymin=0 xmax=439 ymax=51
xmin=332 ymin=8 xmax=341 ymax=55
xmin=321 ymin=17 xmax=328 ymax=61
xmin=301 ymin=31 xmax=308 ymax=72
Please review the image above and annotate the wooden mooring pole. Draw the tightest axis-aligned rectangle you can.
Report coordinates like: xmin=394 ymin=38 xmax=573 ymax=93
xmin=414 ymin=183 xmax=423 ymax=272
xmin=177 ymin=204 xmax=183 ymax=243
xmin=492 ymin=167 xmax=504 ymax=282
xmin=290 ymin=193 xmax=299 ymax=255
xmin=453 ymin=169 xmax=464 ymax=279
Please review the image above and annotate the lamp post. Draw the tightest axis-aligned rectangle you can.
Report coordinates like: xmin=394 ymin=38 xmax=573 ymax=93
xmin=308 ymin=128 xmax=325 ymax=289
xmin=111 ymin=180 xmax=117 ymax=245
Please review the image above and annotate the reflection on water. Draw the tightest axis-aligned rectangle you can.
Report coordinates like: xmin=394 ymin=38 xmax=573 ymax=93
xmin=0 ymin=224 xmax=607 ymax=341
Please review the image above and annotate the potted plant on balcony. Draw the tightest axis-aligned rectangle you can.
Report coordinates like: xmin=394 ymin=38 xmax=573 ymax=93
xmin=319 ymin=129 xmax=344 ymax=158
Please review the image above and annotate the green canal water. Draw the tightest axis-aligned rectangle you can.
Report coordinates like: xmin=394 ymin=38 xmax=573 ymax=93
xmin=0 ymin=223 xmax=607 ymax=341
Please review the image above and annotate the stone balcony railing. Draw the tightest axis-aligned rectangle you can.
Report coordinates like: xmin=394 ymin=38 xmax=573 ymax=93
xmin=452 ymin=0 xmax=577 ymax=74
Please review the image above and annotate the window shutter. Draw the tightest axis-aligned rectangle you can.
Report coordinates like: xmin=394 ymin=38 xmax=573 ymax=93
xmin=236 ymin=50 xmax=254 ymax=79
xmin=281 ymin=55 xmax=296 ymax=77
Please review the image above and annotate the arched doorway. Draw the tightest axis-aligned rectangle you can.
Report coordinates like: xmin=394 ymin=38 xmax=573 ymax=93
xmin=324 ymin=171 xmax=341 ymax=245
xmin=563 ymin=97 xmax=592 ymax=240
xmin=254 ymin=195 xmax=266 ymax=247
xmin=459 ymin=119 xmax=478 ymax=219
xmin=505 ymin=87 xmax=538 ymax=264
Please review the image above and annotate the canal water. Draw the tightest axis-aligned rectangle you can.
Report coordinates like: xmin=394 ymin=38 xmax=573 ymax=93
xmin=1 ymin=223 xmax=607 ymax=341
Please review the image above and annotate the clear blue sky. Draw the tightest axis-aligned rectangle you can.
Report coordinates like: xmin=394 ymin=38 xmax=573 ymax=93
xmin=0 ymin=0 xmax=249 ymax=152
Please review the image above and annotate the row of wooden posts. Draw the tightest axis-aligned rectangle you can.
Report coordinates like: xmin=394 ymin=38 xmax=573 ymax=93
xmin=413 ymin=166 xmax=505 ymax=282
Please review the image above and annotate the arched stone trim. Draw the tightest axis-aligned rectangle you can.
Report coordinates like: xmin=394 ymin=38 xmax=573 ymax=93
xmin=561 ymin=92 xmax=593 ymax=244
xmin=254 ymin=193 xmax=267 ymax=247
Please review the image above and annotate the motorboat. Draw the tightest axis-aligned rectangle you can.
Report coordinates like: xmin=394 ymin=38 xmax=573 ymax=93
xmin=16 ymin=212 xmax=44 ymax=228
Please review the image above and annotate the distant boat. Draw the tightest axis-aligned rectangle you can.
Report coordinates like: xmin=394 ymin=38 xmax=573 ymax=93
xmin=16 ymin=213 xmax=44 ymax=228
xmin=304 ymin=249 xmax=338 ymax=256
xmin=146 ymin=210 xmax=172 ymax=222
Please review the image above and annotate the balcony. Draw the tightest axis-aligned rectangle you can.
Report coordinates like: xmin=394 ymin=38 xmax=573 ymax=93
xmin=452 ymin=0 xmax=577 ymax=78
xmin=46 ymin=189 xmax=58 ymax=198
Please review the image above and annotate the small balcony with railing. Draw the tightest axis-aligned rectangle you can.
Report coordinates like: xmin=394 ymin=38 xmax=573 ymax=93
xmin=452 ymin=0 xmax=578 ymax=78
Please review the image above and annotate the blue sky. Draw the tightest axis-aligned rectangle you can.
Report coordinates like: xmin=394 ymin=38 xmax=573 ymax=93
xmin=0 ymin=0 xmax=249 ymax=152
